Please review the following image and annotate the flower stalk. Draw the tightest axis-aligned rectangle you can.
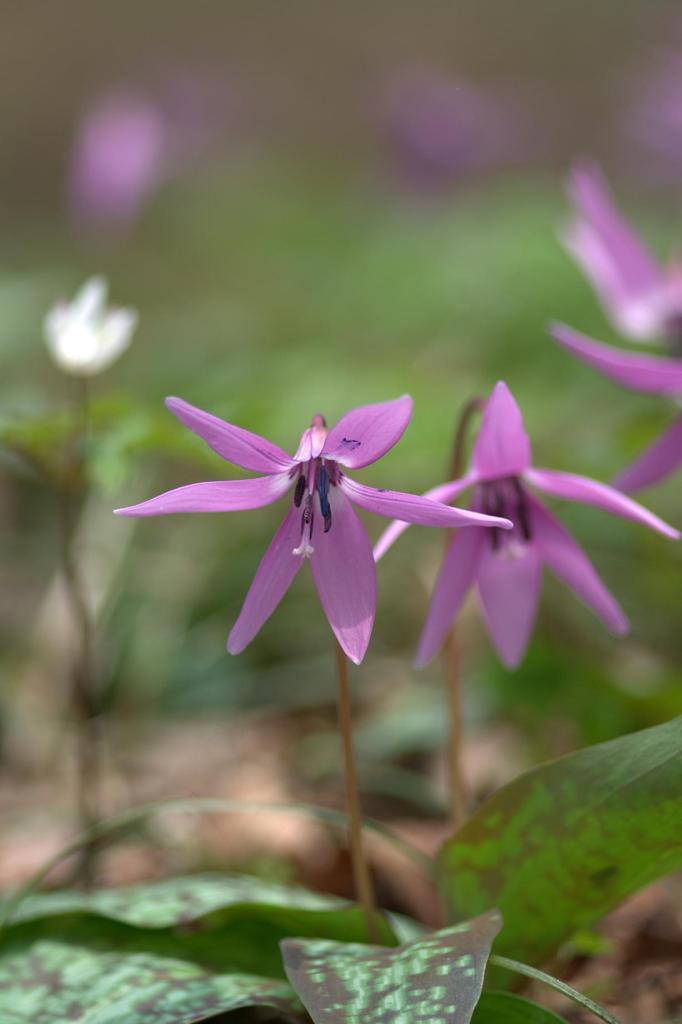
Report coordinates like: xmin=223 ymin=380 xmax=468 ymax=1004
xmin=334 ymin=641 xmax=379 ymax=942
xmin=443 ymin=396 xmax=483 ymax=829
xmin=60 ymin=377 xmax=100 ymax=886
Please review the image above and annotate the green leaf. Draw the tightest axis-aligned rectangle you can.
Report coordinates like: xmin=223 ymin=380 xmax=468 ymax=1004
xmin=1 ymin=874 xmax=398 ymax=979
xmin=440 ymin=716 xmax=682 ymax=966
xmin=473 ymin=991 xmax=568 ymax=1023
xmin=281 ymin=909 xmax=501 ymax=1024
xmin=0 ymin=937 xmax=300 ymax=1024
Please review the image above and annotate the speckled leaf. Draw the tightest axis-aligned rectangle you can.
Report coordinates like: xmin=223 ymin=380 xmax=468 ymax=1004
xmin=281 ymin=909 xmax=501 ymax=1024
xmin=472 ymin=991 xmax=568 ymax=1023
xmin=2 ymin=874 xmax=398 ymax=978
xmin=0 ymin=937 xmax=300 ymax=1024
xmin=440 ymin=716 xmax=682 ymax=966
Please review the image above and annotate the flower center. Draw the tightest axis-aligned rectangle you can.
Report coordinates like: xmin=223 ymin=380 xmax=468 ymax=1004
xmin=291 ymin=415 xmax=338 ymax=558
xmin=479 ymin=477 xmax=532 ymax=553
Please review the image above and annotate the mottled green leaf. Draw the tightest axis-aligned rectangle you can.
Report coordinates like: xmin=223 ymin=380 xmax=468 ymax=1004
xmin=0 ymin=937 xmax=300 ymax=1024
xmin=440 ymin=716 xmax=682 ymax=966
xmin=1 ymin=874 xmax=398 ymax=978
xmin=472 ymin=991 xmax=567 ymax=1023
xmin=281 ymin=909 xmax=501 ymax=1024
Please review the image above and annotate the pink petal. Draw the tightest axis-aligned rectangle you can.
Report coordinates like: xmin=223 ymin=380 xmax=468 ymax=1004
xmin=528 ymin=494 xmax=628 ymax=634
xmin=310 ymin=486 xmax=376 ymax=664
xmin=114 ymin=473 xmax=292 ymax=516
xmin=614 ymin=414 xmax=682 ymax=493
xmin=471 ymin=381 xmax=532 ymax=481
xmin=321 ymin=395 xmax=413 ymax=468
xmin=341 ymin=475 xmax=511 ymax=530
xmin=524 ymin=466 xmax=680 ymax=540
xmin=227 ymin=504 xmax=304 ymax=655
xmin=564 ymin=163 xmax=663 ymax=339
xmin=373 ymin=476 xmax=475 ymax=561
xmin=550 ymin=324 xmax=682 ymax=396
xmin=166 ymin=397 xmax=295 ymax=473
xmin=476 ymin=535 xmax=542 ymax=669
xmin=416 ymin=528 xmax=485 ymax=666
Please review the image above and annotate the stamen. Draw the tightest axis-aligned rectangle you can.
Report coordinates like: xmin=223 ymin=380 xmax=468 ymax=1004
xmin=293 ymin=474 xmax=306 ymax=508
xmin=512 ymin=478 xmax=532 ymax=541
xmin=317 ymin=464 xmax=332 ymax=533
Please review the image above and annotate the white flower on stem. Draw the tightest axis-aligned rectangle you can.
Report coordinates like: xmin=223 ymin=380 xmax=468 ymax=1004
xmin=43 ymin=276 xmax=137 ymax=376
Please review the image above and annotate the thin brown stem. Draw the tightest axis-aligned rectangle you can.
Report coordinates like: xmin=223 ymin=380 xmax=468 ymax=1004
xmin=60 ymin=377 xmax=99 ymax=887
xmin=442 ymin=396 xmax=483 ymax=832
xmin=334 ymin=641 xmax=379 ymax=942
xmin=443 ymin=629 xmax=467 ymax=829
xmin=448 ymin=396 xmax=484 ymax=480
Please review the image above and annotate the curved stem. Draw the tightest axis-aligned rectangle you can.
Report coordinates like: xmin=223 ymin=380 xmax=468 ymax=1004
xmin=491 ymin=955 xmax=623 ymax=1024
xmin=443 ymin=396 xmax=483 ymax=831
xmin=443 ymin=630 xmax=466 ymax=828
xmin=334 ymin=641 xmax=380 ymax=942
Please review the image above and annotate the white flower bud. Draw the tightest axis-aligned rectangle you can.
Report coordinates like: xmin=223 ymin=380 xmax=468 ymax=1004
xmin=43 ymin=276 xmax=137 ymax=376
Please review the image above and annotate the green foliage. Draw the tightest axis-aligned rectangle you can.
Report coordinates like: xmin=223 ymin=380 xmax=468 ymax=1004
xmin=440 ymin=716 xmax=682 ymax=966
xmin=473 ymin=991 xmax=567 ymax=1023
xmin=0 ymin=938 xmax=299 ymax=1024
xmin=0 ymin=874 xmax=407 ymax=1022
xmin=1 ymin=874 xmax=398 ymax=979
xmin=281 ymin=909 xmax=501 ymax=1024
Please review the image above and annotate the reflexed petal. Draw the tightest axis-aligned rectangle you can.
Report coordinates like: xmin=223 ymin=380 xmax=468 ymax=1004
xmin=614 ymin=414 xmax=682 ymax=492
xmin=341 ymin=475 xmax=511 ymax=530
xmin=471 ymin=381 xmax=532 ymax=480
xmin=550 ymin=323 xmax=682 ymax=396
xmin=524 ymin=466 xmax=680 ymax=539
xmin=310 ymin=487 xmax=376 ymax=664
xmin=373 ymin=476 xmax=475 ymax=561
xmin=90 ymin=307 xmax=137 ymax=373
xmin=227 ymin=504 xmax=304 ymax=654
xmin=476 ymin=535 xmax=542 ymax=669
xmin=166 ymin=397 xmax=296 ymax=473
xmin=528 ymin=494 xmax=628 ymax=634
xmin=321 ymin=395 xmax=413 ymax=468
xmin=114 ymin=473 xmax=292 ymax=516
xmin=564 ymin=163 xmax=663 ymax=339
xmin=73 ymin=276 xmax=108 ymax=322
xmin=416 ymin=528 xmax=485 ymax=666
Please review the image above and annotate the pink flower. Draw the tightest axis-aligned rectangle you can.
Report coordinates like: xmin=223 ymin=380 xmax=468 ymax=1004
xmin=114 ymin=395 xmax=511 ymax=664
xmin=551 ymin=325 xmax=682 ymax=492
xmin=69 ymin=71 xmax=235 ymax=235
xmin=69 ymin=93 xmax=167 ymax=234
xmin=378 ymin=68 xmax=529 ymax=193
xmin=555 ymin=163 xmax=682 ymax=490
xmin=375 ymin=382 xmax=679 ymax=669
xmin=561 ymin=163 xmax=682 ymax=343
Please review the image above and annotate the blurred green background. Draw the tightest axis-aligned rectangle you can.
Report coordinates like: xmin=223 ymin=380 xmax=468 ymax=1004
xmin=0 ymin=1 xmax=680 ymax=889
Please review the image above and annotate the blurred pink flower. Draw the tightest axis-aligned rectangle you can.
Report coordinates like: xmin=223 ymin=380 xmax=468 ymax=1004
xmin=378 ymin=67 xmax=530 ymax=192
xmin=556 ymin=163 xmax=682 ymax=490
xmin=375 ymin=382 xmax=678 ymax=669
xmin=561 ymin=163 xmax=682 ymax=343
xmin=69 ymin=70 xmax=235 ymax=234
xmin=115 ymin=396 xmax=511 ymax=664
xmin=551 ymin=325 xmax=682 ymax=493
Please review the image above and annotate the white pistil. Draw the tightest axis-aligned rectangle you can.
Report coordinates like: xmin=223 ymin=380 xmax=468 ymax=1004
xmin=293 ymin=539 xmax=315 ymax=558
